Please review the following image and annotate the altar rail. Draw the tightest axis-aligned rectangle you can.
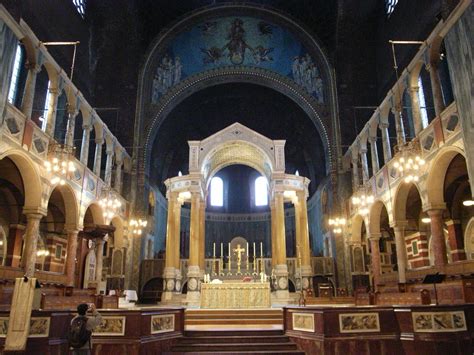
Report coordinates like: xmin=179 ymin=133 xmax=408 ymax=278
xmin=284 ymin=304 xmax=474 ymax=355
xmin=0 ymin=308 xmax=184 ymax=354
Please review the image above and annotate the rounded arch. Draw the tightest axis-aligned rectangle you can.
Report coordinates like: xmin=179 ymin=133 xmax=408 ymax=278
xmin=42 ymin=61 xmax=60 ymax=89
xmin=392 ymin=181 xmax=424 ymax=222
xmin=82 ymin=202 xmax=104 ymax=226
xmin=426 ymin=146 xmax=467 ymax=207
xmin=0 ymin=149 xmax=42 ymax=209
xmin=203 ymin=140 xmax=273 ymax=187
xmin=369 ymin=200 xmax=391 ymax=235
xmin=408 ymin=60 xmax=426 ymax=89
xmin=464 ymin=217 xmax=474 ymax=260
xmin=46 ymin=183 xmax=79 ymax=229
xmin=136 ymin=4 xmax=339 ymax=197
xmin=144 ymin=69 xmax=332 ymax=180
xmin=351 ymin=214 xmax=366 ymax=244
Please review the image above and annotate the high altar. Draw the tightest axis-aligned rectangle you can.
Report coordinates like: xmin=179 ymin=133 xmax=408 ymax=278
xmin=201 ymin=282 xmax=271 ymax=309
xmin=161 ymin=123 xmax=312 ymax=306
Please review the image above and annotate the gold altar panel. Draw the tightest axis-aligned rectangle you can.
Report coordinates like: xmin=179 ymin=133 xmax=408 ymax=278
xmin=200 ymin=282 xmax=271 ymax=309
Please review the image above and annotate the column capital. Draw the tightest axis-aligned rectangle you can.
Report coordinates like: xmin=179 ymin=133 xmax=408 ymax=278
xmin=95 ymin=137 xmax=104 ymax=145
xmin=83 ymin=124 xmax=93 ymax=131
xmin=391 ymin=105 xmax=402 ymax=115
xmin=409 ymin=85 xmax=420 ymax=93
xmin=48 ymin=87 xmax=60 ymax=95
xmin=368 ymin=233 xmax=382 ymax=241
xmin=390 ymin=220 xmax=408 ymax=229
xmin=379 ymin=122 xmax=389 ymax=130
xmin=426 ymin=208 xmax=445 ymax=218
xmin=25 ymin=62 xmax=41 ymax=72
xmin=368 ymin=135 xmax=377 ymax=144
xmin=423 ymin=203 xmax=447 ymax=213
xmin=23 ymin=206 xmax=47 ymax=218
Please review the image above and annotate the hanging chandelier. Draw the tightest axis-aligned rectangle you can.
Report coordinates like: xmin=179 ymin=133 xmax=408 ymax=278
xmin=99 ymin=194 xmax=122 ymax=221
xmin=129 ymin=218 xmax=148 ymax=235
xmin=328 ymin=217 xmax=346 ymax=234
xmin=393 ymin=143 xmax=425 ymax=183
xmin=352 ymin=189 xmax=374 ymax=216
xmin=44 ymin=143 xmax=76 ymax=185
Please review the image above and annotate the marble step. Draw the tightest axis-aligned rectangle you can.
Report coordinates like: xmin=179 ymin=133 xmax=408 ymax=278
xmin=171 ymin=342 xmax=299 ymax=352
xmin=179 ymin=335 xmax=291 ymax=344
xmin=185 ymin=330 xmax=285 ymax=337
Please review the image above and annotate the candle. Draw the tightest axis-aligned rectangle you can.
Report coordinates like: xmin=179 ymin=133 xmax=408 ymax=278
xmin=229 ymin=243 xmax=231 ymax=258
xmin=260 ymin=242 xmax=263 ymax=258
xmin=213 ymin=243 xmax=216 ymax=258
xmin=246 ymin=242 xmax=249 ymax=257
xmin=221 ymin=243 xmax=223 ymax=258
xmin=253 ymin=242 xmax=256 ymax=258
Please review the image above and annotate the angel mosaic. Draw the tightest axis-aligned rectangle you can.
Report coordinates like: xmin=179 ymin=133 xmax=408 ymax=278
xmin=292 ymin=54 xmax=324 ymax=104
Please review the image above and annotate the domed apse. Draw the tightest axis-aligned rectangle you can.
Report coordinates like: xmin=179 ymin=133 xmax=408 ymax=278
xmin=149 ymin=82 xmax=327 ymax=196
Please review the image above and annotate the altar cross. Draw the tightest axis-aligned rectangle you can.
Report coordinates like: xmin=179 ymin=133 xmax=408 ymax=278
xmin=233 ymin=244 xmax=245 ymax=264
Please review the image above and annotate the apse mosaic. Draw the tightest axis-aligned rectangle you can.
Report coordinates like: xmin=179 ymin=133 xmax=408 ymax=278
xmin=151 ymin=17 xmax=324 ymax=104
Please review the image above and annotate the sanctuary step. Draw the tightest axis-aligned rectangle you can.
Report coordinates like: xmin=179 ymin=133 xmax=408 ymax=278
xmin=184 ymin=308 xmax=283 ymax=330
xmin=168 ymin=329 xmax=305 ymax=354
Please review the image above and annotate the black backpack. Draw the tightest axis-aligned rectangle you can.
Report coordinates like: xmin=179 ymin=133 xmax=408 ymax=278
xmin=68 ymin=316 xmax=91 ymax=349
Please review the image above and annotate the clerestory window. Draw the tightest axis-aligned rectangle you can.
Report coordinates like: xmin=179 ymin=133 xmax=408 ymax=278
xmin=210 ymin=176 xmax=223 ymax=207
xmin=255 ymin=176 xmax=268 ymax=206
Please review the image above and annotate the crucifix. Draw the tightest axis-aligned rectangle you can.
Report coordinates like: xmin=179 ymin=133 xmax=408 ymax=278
xmin=233 ymin=244 xmax=245 ymax=275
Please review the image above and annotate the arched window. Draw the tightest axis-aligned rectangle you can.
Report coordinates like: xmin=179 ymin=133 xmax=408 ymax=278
xmin=418 ymin=77 xmax=429 ymax=128
xmin=255 ymin=176 xmax=268 ymax=206
xmin=40 ymin=81 xmax=52 ymax=131
xmin=72 ymin=0 xmax=86 ymax=18
xmin=210 ymin=176 xmax=223 ymax=207
xmin=385 ymin=0 xmax=398 ymax=16
xmin=7 ymin=44 xmax=23 ymax=105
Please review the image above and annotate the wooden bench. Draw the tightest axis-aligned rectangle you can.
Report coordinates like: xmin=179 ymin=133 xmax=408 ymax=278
xmin=306 ymin=296 xmax=355 ymax=305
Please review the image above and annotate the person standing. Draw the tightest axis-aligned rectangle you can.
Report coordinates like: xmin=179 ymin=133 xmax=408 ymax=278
xmin=68 ymin=303 xmax=103 ymax=355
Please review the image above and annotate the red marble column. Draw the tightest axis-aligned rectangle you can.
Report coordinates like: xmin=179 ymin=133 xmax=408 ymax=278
xmin=446 ymin=220 xmax=466 ymax=261
xmin=369 ymin=234 xmax=382 ymax=290
xmin=65 ymin=230 xmax=79 ymax=287
xmin=427 ymin=209 xmax=448 ymax=268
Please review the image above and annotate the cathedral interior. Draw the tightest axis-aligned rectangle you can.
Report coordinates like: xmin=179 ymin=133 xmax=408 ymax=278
xmin=0 ymin=0 xmax=473 ymax=354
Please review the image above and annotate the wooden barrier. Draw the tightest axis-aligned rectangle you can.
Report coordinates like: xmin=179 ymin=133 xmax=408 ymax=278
xmin=374 ymin=289 xmax=431 ymax=305
xmin=40 ymin=294 xmax=96 ymax=310
xmin=97 ymin=295 xmax=119 ymax=309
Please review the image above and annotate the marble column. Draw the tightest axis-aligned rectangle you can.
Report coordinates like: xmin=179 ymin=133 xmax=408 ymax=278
xmin=173 ymin=199 xmax=183 ymax=294
xmin=379 ymin=123 xmax=392 ymax=163
xmin=409 ymin=86 xmax=424 ymax=134
xmin=80 ymin=125 xmax=92 ymax=165
xmin=446 ymin=220 xmax=466 ymax=262
xmin=65 ymin=230 xmax=79 ymax=287
xmin=21 ymin=63 xmax=40 ymax=119
xmin=391 ymin=106 xmax=406 ymax=147
xmin=270 ymin=199 xmax=277 ymax=267
xmin=274 ymin=191 xmax=289 ymax=300
xmin=44 ymin=87 xmax=59 ymax=136
xmin=351 ymin=157 xmax=360 ymax=189
xmin=163 ymin=193 xmax=177 ymax=301
xmin=393 ymin=224 xmax=408 ymax=283
xmin=93 ymin=137 xmax=104 ymax=177
xmin=369 ymin=136 xmax=380 ymax=175
xmin=114 ymin=159 xmax=123 ymax=193
xmin=297 ymin=190 xmax=312 ymax=289
xmin=199 ymin=199 xmax=206 ymax=273
xmin=21 ymin=213 xmax=43 ymax=277
xmin=104 ymin=149 xmax=114 ymax=186
xmin=427 ymin=209 xmax=448 ymax=268
xmin=95 ymin=238 xmax=105 ymax=283
xmin=65 ymin=109 xmax=79 ymax=148
xmin=369 ymin=234 xmax=382 ymax=290
xmin=186 ymin=192 xmax=201 ymax=305
xmin=360 ymin=148 xmax=369 ymax=183
xmin=427 ymin=62 xmax=445 ymax=117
